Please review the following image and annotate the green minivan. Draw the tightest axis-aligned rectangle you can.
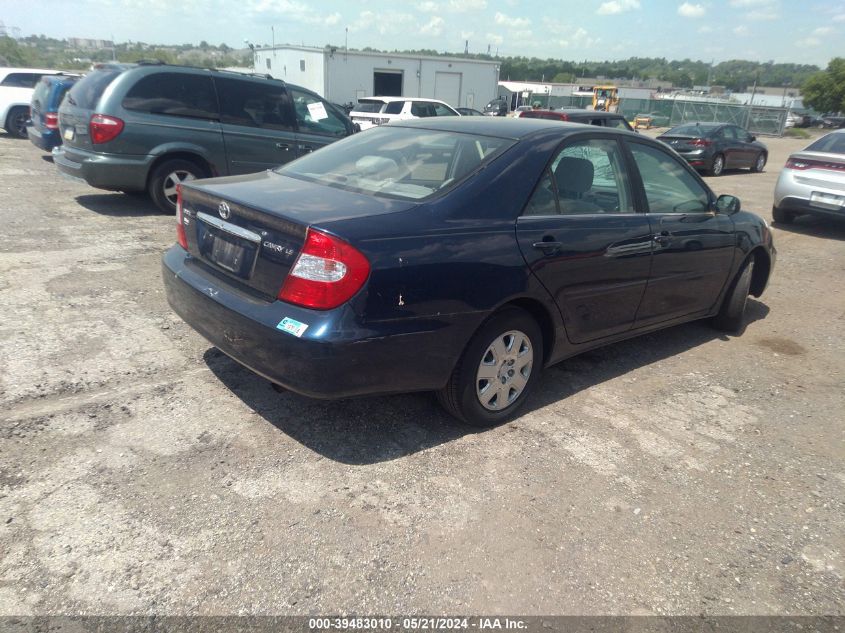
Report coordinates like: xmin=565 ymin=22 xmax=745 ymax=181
xmin=54 ymin=63 xmax=356 ymax=212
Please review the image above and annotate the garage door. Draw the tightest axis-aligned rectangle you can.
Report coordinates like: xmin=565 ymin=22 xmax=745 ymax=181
xmin=434 ymin=72 xmax=461 ymax=106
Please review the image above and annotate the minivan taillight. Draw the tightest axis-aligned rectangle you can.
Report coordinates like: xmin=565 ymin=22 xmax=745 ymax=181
xmin=278 ymin=229 xmax=370 ymax=310
xmin=89 ymin=114 xmax=124 ymax=144
xmin=175 ymin=184 xmax=188 ymax=249
xmin=44 ymin=112 xmax=59 ymax=129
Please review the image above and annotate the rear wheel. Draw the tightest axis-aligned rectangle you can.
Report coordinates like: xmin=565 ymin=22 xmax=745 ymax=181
xmin=712 ymin=257 xmax=754 ymax=333
xmin=437 ymin=307 xmax=542 ymax=427
xmin=5 ymin=107 xmax=29 ymax=139
xmin=751 ymin=153 xmax=766 ymax=173
xmin=148 ymin=158 xmax=203 ymax=213
xmin=772 ymin=205 xmax=795 ymax=224
xmin=708 ymin=153 xmax=725 ymax=176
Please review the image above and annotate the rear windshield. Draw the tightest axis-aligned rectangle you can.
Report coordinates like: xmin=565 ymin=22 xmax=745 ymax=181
xmin=66 ymin=69 xmax=121 ymax=110
xmin=278 ymin=126 xmax=514 ymax=200
xmin=666 ymin=123 xmax=718 ymax=136
xmin=805 ymin=133 xmax=845 ymax=155
xmin=354 ymin=101 xmax=385 ymax=113
xmin=31 ymin=80 xmax=50 ymax=106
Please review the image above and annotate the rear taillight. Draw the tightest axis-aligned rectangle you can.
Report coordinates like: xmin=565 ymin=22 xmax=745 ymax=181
xmin=278 ymin=228 xmax=370 ymax=310
xmin=175 ymin=184 xmax=188 ymax=249
xmin=89 ymin=113 xmax=124 ymax=144
xmin=688 ymin=138 xmax=712 ymax=147
xmin=785 ymin=157 xmax=845 ymax=172
xmin=559 ymin=113 xmax=570 ymax=121
xmin=44 ymin=112 xmax=59 ymax=130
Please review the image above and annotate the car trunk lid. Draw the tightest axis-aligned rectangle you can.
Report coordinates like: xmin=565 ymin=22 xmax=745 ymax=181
xmin=58 ymin=68 xmax=122 ymax=151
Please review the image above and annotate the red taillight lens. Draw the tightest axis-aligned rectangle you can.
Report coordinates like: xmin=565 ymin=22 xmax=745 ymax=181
xmin=175 ymin=184 xmax=188 ymax=249
xmin=559 ymin=113 xmax=570 ymax=121
xmin=89 ymin=113 xmax=124 ymax=144
xmin=785 ymin=157 xmax=845 ymax=172
xmin=688 ymin=138 xmax=712 ymax=147
xmin=44 ymin=112 xmax=59 ymax=130
xmin=278 ymin=229 xmax=370 ymax=310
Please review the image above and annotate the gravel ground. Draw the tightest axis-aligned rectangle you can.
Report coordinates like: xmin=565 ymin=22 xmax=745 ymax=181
xmin=0 ymin=129 xmax=843 ymax=616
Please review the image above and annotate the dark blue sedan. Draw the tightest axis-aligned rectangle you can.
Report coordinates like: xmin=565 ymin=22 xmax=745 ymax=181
xmin=162 ymin=118 xmax=776 ymax=426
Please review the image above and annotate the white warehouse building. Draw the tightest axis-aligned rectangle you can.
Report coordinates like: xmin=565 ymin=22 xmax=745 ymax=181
xmin=253 ymin=45 xmax=500 ymax=110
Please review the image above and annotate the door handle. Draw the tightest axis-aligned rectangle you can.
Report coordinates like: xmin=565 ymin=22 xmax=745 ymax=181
xmin=297 ymin=144 xmax=314 ymax=153
xmin=533 ymin=240 xmax=562 ymax=254
xmin=276 ymin=142 xmax=291 ymax=151
xmin=653 ymin=231 xmax=670 ymax=246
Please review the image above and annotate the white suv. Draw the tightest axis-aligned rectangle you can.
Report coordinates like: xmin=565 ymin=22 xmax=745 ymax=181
xmin=350 ymin=97 xmax=459 ymax=130
xmin=1 ymin=67 xmax=64 ymax=138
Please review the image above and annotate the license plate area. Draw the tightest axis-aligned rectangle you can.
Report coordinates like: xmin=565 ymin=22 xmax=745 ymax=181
xmin=63 ymin=128 xmax=74 ymax=141
xmin=810 ymin=191 xmax=845 ymax=210
xmin=197 ymin=214 xmax=260 ymax=279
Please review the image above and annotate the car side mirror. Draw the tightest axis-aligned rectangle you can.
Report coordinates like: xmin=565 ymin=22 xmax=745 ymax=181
xmin=748 ymin=135 xmax=756 ymax=142
xmin=716 ymin=194 xmax=741 ymax=214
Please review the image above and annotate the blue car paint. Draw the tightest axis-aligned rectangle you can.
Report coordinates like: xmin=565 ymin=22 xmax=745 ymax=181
xmin=27 ymin=75 xmax=78 ymax=151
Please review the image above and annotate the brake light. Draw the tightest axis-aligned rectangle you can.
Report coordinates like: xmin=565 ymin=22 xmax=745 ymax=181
xmin=785 ymin=157 xmax=845 ymax=172
xmin=89 ymin=113 xmax=124 ymax=144
xmin=559 ymin=113 xmax=570 ymax=121
xmin=44 ymin=112 xmax=59 ymax=130
xmin=278 ymin=228 xmax=370 ymax=310
xmin=688 ymin=138 xmax=712 ymax=147
xmin=175 ymin=184 xmax=188 ymax=249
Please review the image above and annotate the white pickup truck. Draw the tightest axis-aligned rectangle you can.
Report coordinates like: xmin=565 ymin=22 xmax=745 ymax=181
xmin=1 ymin=67 xmax=64 ymax=138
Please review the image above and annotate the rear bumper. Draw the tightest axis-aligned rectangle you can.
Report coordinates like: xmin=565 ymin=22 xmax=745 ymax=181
xmin=53 ymin=145 xmax=151 ymax=192
xmin=775 ymin=172 xmax=845 ymax=218
xmin=162 ymin=246 xmax=477 ymax=399
xmin=27 ymin=125 xmax=62 ymax=151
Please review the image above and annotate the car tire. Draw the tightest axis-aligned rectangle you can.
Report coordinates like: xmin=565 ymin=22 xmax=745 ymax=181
xmin=148 ymin=158 xmax=203 ymax=213
xmin=708 ymin=154 xmax=725 ymax=177
xmin=751 ymin=153 xmax=766 ymax=173
xmin=437 ymin=307 xmax=542 ymax=427
xmin=772 ymin=205 xmax=795 ymax=224
xmin=712 ymin=257 xmax=754 ymax=334
xmin=5 ymin=106 xmax=29 ymax=139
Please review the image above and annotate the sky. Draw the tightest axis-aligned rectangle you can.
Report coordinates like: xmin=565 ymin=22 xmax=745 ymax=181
xmin=2 ymin=0 xmax=843 ymax=67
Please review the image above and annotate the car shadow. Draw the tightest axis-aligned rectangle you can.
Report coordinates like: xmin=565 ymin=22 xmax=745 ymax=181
xmin=202 ymin=300 xmax=769 ymax=465
xmin=75 ymin=193 xmax=166 ymax=217
xmin=41 ymin=155 xmax=54 ymax=164
xmin=773 ymin=214 xmax=845 ymax=241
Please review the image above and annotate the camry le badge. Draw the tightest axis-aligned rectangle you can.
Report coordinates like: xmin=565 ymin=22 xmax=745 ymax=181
xmin=218 ymin=201 xmax=231 ymax=220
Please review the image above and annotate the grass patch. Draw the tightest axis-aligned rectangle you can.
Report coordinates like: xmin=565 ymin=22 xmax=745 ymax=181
xmin=784 ymin=128 xmax=811 ymax=139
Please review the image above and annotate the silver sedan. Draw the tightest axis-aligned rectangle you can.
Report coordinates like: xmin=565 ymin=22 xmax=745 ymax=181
xmin=773 ymin=130 xmax=845 ymax=223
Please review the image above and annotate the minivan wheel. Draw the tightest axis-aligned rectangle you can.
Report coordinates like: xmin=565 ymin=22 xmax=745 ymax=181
xmin=149 ymin=159 xmax=202 ymax=213
xmin=6 ymin=107 xmax=29 ymax=139
xmin=437 ymin=307 xmax=542 ymax=427
xmin=708 ymin=154 xmax=725 ymax=176
xmin=751 ymin=153 xmax=766 ymax=173
xmin=712 ymin=257 xmax=754 ymax=334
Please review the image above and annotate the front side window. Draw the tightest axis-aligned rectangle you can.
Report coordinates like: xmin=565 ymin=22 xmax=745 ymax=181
xmin=433 ymin=103 xmax=457 ymax=117
xmin=523 ymin=138 xmax=633 ymax=216
xmin=629 ymin=143 xmax=710 ymax=214
xmin=123 ymin=72 xmax=218 ymax=120
xmin=278 ymin=126 xmax=513 ymax=200
xmin=287 ymin=87 xmax=348 ymax=137
xmin=411 ymin=102 xmax=435 ymax=117
xmin=216 ymin=77 xmax=294 ymax=131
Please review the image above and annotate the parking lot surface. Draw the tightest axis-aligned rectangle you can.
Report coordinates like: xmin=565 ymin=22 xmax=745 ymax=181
xmin=1 ymin=130 xmax=843 ymax=615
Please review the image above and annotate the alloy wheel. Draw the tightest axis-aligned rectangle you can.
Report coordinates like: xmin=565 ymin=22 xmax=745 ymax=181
xmin=163 ymin=169 xmax=196 ymax=205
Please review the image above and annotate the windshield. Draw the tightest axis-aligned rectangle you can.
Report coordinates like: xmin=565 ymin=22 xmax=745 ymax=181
xmin=806 ymin=133 xmax=845 ymax=155
xmin=277 ymin=126 xmax=514 ymax=200
xmin=354 ymin=100 xmax=386 ymax=113
xmin=66 ymin=69 xmax=121 ymax=110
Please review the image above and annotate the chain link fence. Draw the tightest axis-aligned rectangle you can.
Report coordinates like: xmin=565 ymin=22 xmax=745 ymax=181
xmin=543 ymin=95 xmax=787 ymax=136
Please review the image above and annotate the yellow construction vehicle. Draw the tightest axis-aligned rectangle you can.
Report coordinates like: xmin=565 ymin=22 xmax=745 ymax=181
xmin=592 ymin=86 xmax=620 ymax=112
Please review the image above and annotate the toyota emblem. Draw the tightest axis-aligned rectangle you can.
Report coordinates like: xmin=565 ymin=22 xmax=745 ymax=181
xmin=218 ymin=201 xmax=231 ymax=220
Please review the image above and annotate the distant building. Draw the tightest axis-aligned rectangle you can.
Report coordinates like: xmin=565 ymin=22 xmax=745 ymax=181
xmin=253 ymin=45 xmax=499 ymax=109
xmin=67 ymin=38 xmax=114 ymax=50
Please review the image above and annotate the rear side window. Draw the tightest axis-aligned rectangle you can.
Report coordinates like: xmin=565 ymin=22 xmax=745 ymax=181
xmin=66 ymin=70 xmax=121 ymax=109
xmin=1 ymin=73 xmax=44 ymax=88
xmin=384 ymin=101 xmax=404 ymax=114
xmin=216 ymin=77 xmax=294 ymax=131
xmin=123 ymin=73 xmax=218 ymax=120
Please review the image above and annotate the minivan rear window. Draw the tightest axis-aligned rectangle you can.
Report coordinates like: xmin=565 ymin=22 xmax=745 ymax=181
xmin=66 ymin=69 xmax=121 ymax=110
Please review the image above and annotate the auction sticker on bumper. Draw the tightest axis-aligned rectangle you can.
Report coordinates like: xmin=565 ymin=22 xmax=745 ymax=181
xmin=277 ymin=317 xmax=308 ymax=337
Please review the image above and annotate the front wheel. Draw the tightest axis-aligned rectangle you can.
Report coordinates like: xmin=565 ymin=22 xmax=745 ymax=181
xmin=708 ymin=154 xmax=725 ymax=177
xmin=5 ymin=107 xmax=29 ymax=139
xmin=437 ymin=307 xmax=543 ymax=427
xmin=712 ymin=258 xmax=754 ymax=333
xmin=148 ymin=158 xmax=203 ymax=213
xmin=751 ymin=153 xmax=766 ymax=173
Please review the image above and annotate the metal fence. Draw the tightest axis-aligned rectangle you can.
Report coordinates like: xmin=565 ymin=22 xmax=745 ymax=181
xmin=544 ymin=95 xmax=787 ymax=136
